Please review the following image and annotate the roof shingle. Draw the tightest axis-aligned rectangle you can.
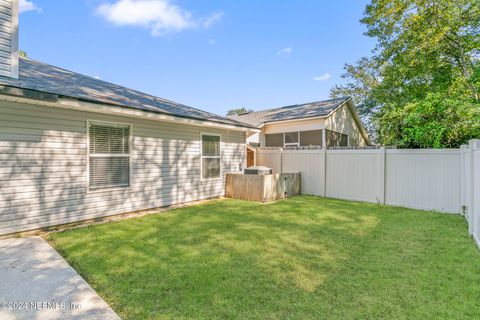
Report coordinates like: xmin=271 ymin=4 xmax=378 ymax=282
xmin=228 ymin=97 xmax=349 ymax=127
xmin=0 ymin=57 xmax=255 ymax=129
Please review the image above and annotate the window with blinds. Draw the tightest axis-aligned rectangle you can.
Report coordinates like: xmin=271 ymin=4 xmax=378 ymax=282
xmin=88 ymin=122 xmax=131 ymax=190
xmin=201 ymin=134 xmax=221 ymax=180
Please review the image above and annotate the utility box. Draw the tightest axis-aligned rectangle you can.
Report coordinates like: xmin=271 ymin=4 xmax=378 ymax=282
xmin=225 ymin=172 xmax=301 ymax=202
xmin=244 ymin=166 xmax=273 ymax=175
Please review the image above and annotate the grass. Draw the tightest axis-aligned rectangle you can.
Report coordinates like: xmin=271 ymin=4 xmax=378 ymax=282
xmin=48 ymin=196 xmax=480 ymax=319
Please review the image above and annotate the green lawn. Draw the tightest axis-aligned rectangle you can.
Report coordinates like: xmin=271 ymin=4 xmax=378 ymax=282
xmin=48 ymin=196 xmax=480 ymax=320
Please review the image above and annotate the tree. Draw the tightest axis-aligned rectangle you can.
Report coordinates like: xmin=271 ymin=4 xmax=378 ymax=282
xmin=226 ymin=107 xmax=253 ymax=116
xmin=330 ymin=56 xmax=381 ymax=138
xmin=331 ymin=0 xmax=480 ymax=147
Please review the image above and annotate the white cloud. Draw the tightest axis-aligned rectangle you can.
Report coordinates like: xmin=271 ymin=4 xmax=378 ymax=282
xmin=313 ymin=73 xmax=331 ymax=81
xmin=277 ymin=47 xmax=292 ymax=56
xmin=96 ymin=0 xmax=223 ymax=36
xmin=19 ymin=0 xmax=41 ymax=13
xmin=208 ymin=38 xmax=216 ymax=45
xmin=201 ymin=11 xmax=224 ymax=28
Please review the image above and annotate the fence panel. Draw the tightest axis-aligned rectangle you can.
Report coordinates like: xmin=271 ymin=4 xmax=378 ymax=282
xmin=256 ymin=149 xmax=281 ymax=173
xmin=256 ymin=141 xmax=479 ymax=249
xmin=326 ymin=149 xmax=384 ymax=203
xmin=282 ymin=150 xmax=324 ymax=195
xmin=385 ymin=149 xmax=461 ymax=213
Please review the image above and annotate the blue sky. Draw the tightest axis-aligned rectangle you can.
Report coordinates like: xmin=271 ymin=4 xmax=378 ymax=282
xmin=19 ymin=0 xmax=375 ymax=115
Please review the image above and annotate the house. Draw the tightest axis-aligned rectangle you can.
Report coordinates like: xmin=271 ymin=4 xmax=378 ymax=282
xmin=229 ymin=97 xmax=371 ymax=166
xmin=0 ymin=0 xmax=258 ymax=235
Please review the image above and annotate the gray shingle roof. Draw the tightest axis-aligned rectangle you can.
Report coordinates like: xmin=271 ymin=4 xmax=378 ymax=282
xmin=0 ymin=57 xmax=256 ymax=129
xmin=228 ymin=97 xmax=350 ymax=127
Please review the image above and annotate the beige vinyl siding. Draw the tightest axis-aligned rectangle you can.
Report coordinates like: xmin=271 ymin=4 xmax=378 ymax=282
xmin=0 ymin=100 xmax=245 ymax=235
xmin=325 ymin=103 xmax=367 ymax=147
xmin=263 ymin=118 xmax=325 ymax=134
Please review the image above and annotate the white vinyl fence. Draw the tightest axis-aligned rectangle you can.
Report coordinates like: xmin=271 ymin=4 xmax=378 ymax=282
xmin=257 ymin=140 xmax=480 ymax=248
xmin=461 ymin=140 xmax=480 ymax=248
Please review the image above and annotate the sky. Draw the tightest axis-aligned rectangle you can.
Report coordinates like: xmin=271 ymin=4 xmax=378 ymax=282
xmin=18 ymin=0 xmax=376 ymax=116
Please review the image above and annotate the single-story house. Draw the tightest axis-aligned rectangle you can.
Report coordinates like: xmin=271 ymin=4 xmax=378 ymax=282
xmin=229 ymin=98 xmax=371 ymax=166
xmin=0 ymin=0 xmax=258 ymax=235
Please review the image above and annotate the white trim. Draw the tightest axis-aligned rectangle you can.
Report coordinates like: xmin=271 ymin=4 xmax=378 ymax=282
xmin=0 ymin=94 xmax=260 ymax=133
xmin=200 ymin=132 xmax=222 ymax=182
xmin=341 ymin=98 xmax=371 ymax=145
xmin=283 ymin=131 xmax=299 ymax=147
xmin=10 ymin=0 xmax=18 ymax=79
xmin=86 ymin=120 xmax=133 ymax=192
xmin=264 ymin=115 xmax=327 ymax=126
xmin=322 ymin=128 xmax=326 ymax=148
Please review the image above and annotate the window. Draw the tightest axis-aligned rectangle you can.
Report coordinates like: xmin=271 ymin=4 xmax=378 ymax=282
xmin=284 ymin=131 xmax=299 ymax=146
xmin=300 ymin=130 xmax=323 ymax=146
xmin=201 ymin=134 xmax=221 ymax=180
xmin=326 ymin=130 xmax=348 ymax=147
xmin=88 ymin=122 xmax=131 ymax=190
xmin=265 ymin=133 xmax=283 ymax=147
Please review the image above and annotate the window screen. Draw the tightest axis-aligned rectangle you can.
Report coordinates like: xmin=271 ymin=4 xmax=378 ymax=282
xmin=300 ymin=130 xmax=323 ymax=146
xmin=326 ymin=130 xmax=348 ymax=147
xmin=265 ymin=133 xmax=283 ymax=147
xmin=89 ymin=123 xmax=131 ymax=189
xmin=201 ymin=134 xmax=221 ymax=179
xmin=284 ymin=132 xmax=299 ymax=144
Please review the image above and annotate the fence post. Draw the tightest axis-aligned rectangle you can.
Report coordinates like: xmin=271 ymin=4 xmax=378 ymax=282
xmin=378 ymin=147 xmax=386 ymax=204
xmin=468 ymin=140 xmax=480 ymax=235
xmin=279 ymin=148 xmax=283 ymax=174
xmin=322 ymin=148 xmax=327 ymax=197
xmin=460 ymin=145 xmax=469 ymax=216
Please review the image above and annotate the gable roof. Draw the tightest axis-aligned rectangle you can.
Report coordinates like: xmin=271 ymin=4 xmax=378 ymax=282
xmin=0 ymin=57 xmax=256 ymax=129
xmin=228 ymin=97 xmax=350 ymax=127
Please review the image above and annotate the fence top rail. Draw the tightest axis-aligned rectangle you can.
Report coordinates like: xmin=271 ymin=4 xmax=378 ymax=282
xmin=386 ymin=149 xmax=461 ymax=154
xmin=257 ymin=146 xmax=382 ymax=151
xmin=327 ymin=149 xmax=382 ymax=154
xmin=257 ymin=147 xmax=463 ymax=154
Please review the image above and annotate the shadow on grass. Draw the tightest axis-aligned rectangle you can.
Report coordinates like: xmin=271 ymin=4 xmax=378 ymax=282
xmin=48 ymin=196 xmax=480 ymax=320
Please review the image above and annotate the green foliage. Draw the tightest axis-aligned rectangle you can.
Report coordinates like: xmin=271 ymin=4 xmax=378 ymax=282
xmin=19 ymin=50 xmax=27 ymax=58
xmin=379 ymin=92 xmax=480 ymax=147
xmin=331 ymin=0 xmax=480 ymax=147
xmin=49 ymin=197 xmax=480 ymax=319
xmin=226 ymin=107 xmax=253 ymax=116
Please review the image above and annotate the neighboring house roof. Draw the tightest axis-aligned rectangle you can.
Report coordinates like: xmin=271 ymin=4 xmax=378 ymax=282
xmin=0 ymin=57 xmax=256 ymax=129
xmin=228 ymin=97 xmax=350 ymax=127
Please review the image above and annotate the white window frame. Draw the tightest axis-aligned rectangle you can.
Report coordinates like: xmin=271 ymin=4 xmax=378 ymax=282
xmin=283 ymin=131 xmax=300 ymax=147
xmin=200 ymin=132 xmax=222 ymax=181
xmin=86 ymin=120 xmax=133 ymax=192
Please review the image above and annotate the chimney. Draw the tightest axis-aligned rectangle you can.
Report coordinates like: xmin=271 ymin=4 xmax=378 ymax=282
xmin=0 ymin=0 xmax=18 ymax=79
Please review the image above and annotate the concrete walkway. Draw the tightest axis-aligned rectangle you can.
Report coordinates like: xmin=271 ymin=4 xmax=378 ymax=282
xmin=0 ymin=236 xmax=120 ymax=320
